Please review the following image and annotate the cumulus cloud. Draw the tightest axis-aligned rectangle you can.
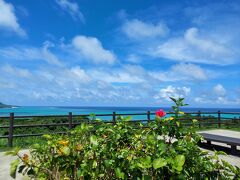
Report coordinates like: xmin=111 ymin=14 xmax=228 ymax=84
xmin=0 ymin=0 xmax=26 ymax=36
xmin=194 ymin=84 xmax=240 ymax=105
xmin=171 ymin=63 xmax=208 ymax=80
xmin=213 ymin=84 xmax=226 ymax=97
xmin=71 ymin=35 xmax=116 ymax=64
xmin=184 ymin=28 xmax=230 ymax=57
xmin=56 ymin=0 xmax=84 ymax=22
xmin=149 ymin=27 xmax=235 ymax=65
xmin=0 ymin=35 xmax=116 ymax=65
xmin=122 ymin=19 xmax=169 ymax=40
xmin=0 ymin=61 xmax=239 ymax=106
xmin=150 ymin=63 xmax=208 ymax=81
xmin=88 ymin=65 xmax=147 ymax=83
xmin=154 ymin=86 xmax=191 ymax=102
xmin=0 ymin=64 xmax=152 ymax=105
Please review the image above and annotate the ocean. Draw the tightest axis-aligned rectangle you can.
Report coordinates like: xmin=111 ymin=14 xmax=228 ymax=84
xmin=0 ymin=106 xmax=239 ymax=120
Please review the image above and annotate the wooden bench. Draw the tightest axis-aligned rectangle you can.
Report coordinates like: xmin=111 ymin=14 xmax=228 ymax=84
xmin=199 ymin=133 xmax=240 ymax=154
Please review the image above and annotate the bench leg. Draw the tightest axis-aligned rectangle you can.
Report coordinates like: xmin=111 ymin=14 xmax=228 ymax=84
xmin=231 ymin=145 xmax=237 ymax=155
xmin=207 ymin=141 xmax=211 ymax=145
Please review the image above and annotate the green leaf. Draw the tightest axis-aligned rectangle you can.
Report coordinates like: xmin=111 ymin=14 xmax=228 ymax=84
xmin=98 ymin=174 xmax=105 ymax=178
xmin=93 ymin=160 xmax=97 ymax=168
xmin=77 ymin=170 xmax=82 ymax=178
xmin=104 ymin=160 xmax=114 ymax=168
xmin=105 ymin=128 xmax=114 ymax=133
xmin=176 ymin=121 xmax=180 ymax=127
xmin=90 ymin=135 xmax=98 ymax=147
xmin=123 ymin=115 xmax=132 ymax=121
xmin=153 ymin=158 xmax=167 ymax=169
xmin=62 ymin=146 xmax=70 ymax=156
xmin=138 ymin=156 xmax=152 ymax=168
xmin=115 ymin=167 xmax=124 ymax=179
xmin=192 ymin=119 xmax=198 ymax=123
xmin=215 ymin=151 xmax=227 ymax=156
xmin=42 ymin=134 xmax=52 ymax=139
xmin=145 ymin=156 xmax=152 ymax=166
xmin=95 ymin=118 xmax=102 ymax=122
xmin=10 ymin=159 xmax=20 ymax=178
xmin=169 ymin=97 xmax=177 ymax=103
xmin=142 ymin=175 xmax=152 ymax=180
xmin=173 ymin=155 xmax=185 ymax=172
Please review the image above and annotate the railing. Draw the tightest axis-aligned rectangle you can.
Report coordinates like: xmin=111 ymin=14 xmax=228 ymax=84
xmin=0 ymin=111 xmax=240 ymax=147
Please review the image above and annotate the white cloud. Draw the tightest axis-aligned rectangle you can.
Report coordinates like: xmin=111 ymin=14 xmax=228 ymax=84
xmin=0 ymin=35 xmax=116 ymax=66
xmin=213 ymin=84 xmax=226 ymax=97
xmin=70 ymin=66 xmax=91 ymax=83
xmin=1 ymin=64 xmax=31 ymax=78
xmin=0 ymin=64 xmax=151 ymax=105
xmin=122 ymin=19 xmax=169 ymax=40
xmin=41 ymin=42 xmax=63 ymax=66
xmin=154 ymin=86 xmax=191 ymax=101
xmin=171 ymin=63 xmax=208 ymax=80
xmin=0 ymin=42 xmax=63 ymax=66
xmin=126 ymin=54 xmax=141 ymax=63
xmin=150 ymin=27 xmax=235 ymax=65
xmin=184 ymin=28 xmax=230 ymax=57
xmin=194 ymin=84 xmax=240 ymax=105
xmin=36 ymin=66 xmax=91 ymax=87
xmin=56 ymin=0 xmax=84 ymax=22
xmin=150 ymin=63 xmax=208 ymax=81
xmin=88 ymin=65 xmax=148 ymax=83
xmin=71 ymin=35 xmax=116 ymax=64
xmin=194 ymin=96 xmax=239 ymax=105
xmin=0 ymin=46 xmax=39 ymax=60
xmin=0 ymin=0 xmax=26 ymax=36
xmin=0 ymin=62 xmax=239 ymax=106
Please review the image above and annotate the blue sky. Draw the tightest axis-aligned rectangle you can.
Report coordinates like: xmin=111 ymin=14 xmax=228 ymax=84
xmin=0 ymin=0 xmax=240 ymax=107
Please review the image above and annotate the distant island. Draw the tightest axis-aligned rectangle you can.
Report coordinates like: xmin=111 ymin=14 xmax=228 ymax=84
xmin=0 ymin=102 xmax=14 ymax=108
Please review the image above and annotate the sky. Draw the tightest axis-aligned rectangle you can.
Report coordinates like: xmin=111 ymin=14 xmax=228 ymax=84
xmin=0 ymin=0 xmax=240 ymax=107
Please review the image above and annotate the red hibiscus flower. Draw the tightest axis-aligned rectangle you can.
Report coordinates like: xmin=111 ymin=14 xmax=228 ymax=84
xmin=155 ymin=109 xmax=166 ymax=118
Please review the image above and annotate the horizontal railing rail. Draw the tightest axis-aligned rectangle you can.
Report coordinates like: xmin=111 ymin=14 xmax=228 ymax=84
xmin=0 ymin=111 xmax=240 ymax=147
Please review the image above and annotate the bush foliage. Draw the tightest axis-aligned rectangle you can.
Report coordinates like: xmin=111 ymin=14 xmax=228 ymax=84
xmin=8 ymin=98 xmax=240 ymax=179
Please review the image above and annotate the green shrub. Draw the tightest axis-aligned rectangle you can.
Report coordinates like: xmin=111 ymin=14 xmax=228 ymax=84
xmin=7 ymin=97 xmax=240 ymax=179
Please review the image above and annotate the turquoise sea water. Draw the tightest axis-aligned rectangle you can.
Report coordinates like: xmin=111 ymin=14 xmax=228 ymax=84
xmin=0 ymin=106 xmax=239 ymax=120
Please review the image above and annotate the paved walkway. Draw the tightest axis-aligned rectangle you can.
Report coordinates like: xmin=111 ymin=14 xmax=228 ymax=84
xmin=0 ymin=150 xmax=28 ymax=180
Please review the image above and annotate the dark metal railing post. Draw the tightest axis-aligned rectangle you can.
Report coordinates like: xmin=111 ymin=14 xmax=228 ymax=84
xmin=8 ymin=112 xmax=14 ymax=147
xmin=232 ymin=117 xmax=236 ymax=124
xmin=147 ymin=111 xmax=151 ymax=123
xmin=218 ymin=110 xmax=221 ymax=128
xmin=68 ymin=112 xmax=73 ymax=129
xmin=198 ymin=111 xmax=201 ymax=128
xmin=113 ymin=112 xmax=116 ymax=125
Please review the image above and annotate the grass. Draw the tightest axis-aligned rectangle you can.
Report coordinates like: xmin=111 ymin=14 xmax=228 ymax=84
xmin=0 ymin=136 xmax=46 ymax=150
xmin=0 ymin=115 xmax=89 ymax=149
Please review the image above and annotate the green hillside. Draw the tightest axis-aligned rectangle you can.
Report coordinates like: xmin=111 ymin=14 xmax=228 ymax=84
xmin=0 ymin=102 xmax=12 ymax=108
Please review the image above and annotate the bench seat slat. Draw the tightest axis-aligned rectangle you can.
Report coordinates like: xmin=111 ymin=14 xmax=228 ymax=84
xmin=200 ymin=133 xmax=240 ymax=146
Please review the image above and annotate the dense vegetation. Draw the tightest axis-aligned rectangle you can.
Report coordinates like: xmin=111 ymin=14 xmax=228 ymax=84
xmin=7 ymin=98 xmax=240 ymax=179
